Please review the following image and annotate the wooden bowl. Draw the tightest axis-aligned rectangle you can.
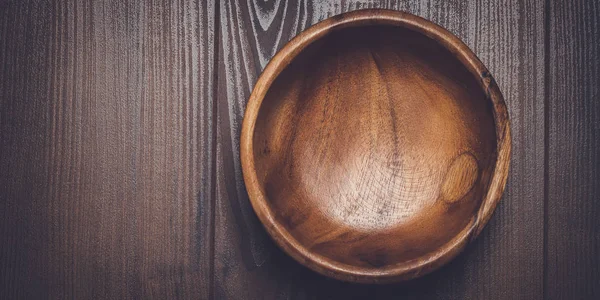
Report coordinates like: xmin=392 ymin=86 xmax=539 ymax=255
xmin=241 ymin=9 xmax=510 ymax=284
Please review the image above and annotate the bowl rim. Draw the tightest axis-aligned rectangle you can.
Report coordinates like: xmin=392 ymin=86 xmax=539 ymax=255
xmin=240 ymin=9 xmax=511 ymax=284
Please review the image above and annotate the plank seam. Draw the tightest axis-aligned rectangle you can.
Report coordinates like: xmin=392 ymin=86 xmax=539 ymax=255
xmin=209 ymin=0 xmax=220 ymax=299
xmin=543 ymin=0 xmax=551 ymax=298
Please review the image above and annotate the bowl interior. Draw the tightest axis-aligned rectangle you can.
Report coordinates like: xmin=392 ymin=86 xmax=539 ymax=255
xmin=251 ymin=25 xmax=498 ymax=271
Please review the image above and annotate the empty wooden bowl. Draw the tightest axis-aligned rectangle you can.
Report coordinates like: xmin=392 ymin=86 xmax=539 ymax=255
xmin=241 ymin=9 xmax=510 ymax=283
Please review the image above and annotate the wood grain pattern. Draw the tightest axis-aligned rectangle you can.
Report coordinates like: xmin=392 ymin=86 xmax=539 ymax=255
xmin=1 ymin=0 xmax=598 ymax=299
xmin=547 ymin=0 xmax=600 ymax=299
xmin=216 ymin=0 xmax=545 ymax=298
xmin=0 ymin=0 xmax=216 ymax=298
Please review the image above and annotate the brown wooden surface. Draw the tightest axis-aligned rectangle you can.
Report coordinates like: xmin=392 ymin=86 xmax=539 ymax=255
xmin=546 ymin=0 xmax=600 ymax=299
xmin=0 ymin=0 xmax=598 ymax=299
xmin=216 ymin=0 xmax=544 ymax=299
xmin=0 ymin=0 xmax=216 ymax=298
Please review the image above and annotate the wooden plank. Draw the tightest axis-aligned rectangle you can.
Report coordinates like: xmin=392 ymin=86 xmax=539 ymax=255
xmin=547 ymin=0 xmax=600 ymax=298
xmin=215 ymin=0 xmax=545 ymax=299
xmin=0 ymin=0 xmax=216 ymax=298
xmin=451 ymin=1 xmax=547 ymax=298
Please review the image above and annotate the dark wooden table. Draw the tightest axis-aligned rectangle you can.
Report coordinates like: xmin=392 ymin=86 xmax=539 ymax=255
xmin=1 ymin=1 xmax=598 ymax=299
